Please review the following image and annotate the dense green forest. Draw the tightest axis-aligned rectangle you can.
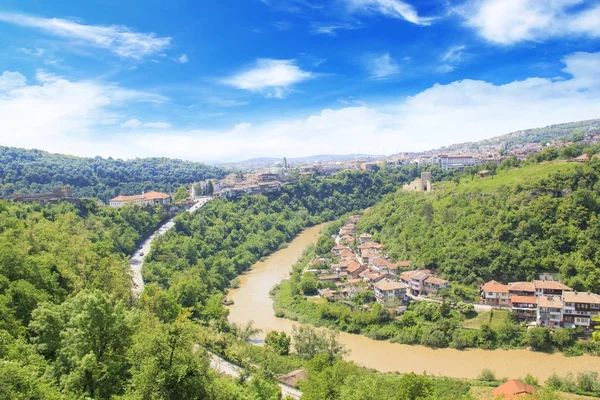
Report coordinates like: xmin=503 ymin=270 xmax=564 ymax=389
xmin=2 ymin=163 xmax=600 ymax=398
xmin=143 ymin=168 xmax=418 ymax=312
xmin=0 ymin=199 xmax=296 ymax=399
xmin=359 ymin=160 xmax=600 ymax=292
xmin=0 ymin=168 xmax=422 ymax=399
xmin=0 ymin=146 xmax=226 ymax=201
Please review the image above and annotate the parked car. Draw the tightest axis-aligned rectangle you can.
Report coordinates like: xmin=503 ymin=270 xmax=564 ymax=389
xmin=139 ymin=252 xmax=144 ymax=256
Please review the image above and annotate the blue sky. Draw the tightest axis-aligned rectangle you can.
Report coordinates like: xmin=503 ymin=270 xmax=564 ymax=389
xmin=0 ymin=0 xmax=599 ymax=162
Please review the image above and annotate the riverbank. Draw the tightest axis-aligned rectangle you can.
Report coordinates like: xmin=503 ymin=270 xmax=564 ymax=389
xmin=227 ymin=225 xmax=600 ymax=382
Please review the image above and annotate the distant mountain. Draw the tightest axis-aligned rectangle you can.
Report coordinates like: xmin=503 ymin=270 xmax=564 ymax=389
xmin=221 ymin=154 xmax=381 ymax=169
xmin=0 ymin=146 xmax=227 ymax=201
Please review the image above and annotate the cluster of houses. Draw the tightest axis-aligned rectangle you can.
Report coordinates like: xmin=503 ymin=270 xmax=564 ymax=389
xmin=193 ymin=172 xmax=283 ymax=200
xmin=480 ymin=279 xmax=600 ymax=329
xmin=312 ymin=215 xmax=450 ymax=309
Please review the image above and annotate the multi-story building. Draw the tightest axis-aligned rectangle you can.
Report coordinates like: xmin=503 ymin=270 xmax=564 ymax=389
xmin=359 ymin=233 xmax=373 ymax=244
xmin=374 ymin=279 xmax=409 ymax=307
xmin=109 ymin=191 xmax=171 ymax=208
xmin=562 ymin=291 xmax=600 ymax=328
xmin=537 ymin=295 xmax=564 ymax=328
xmin=510 ymin=296 xmax=537 ymax=321
xmin=533 ymin=280 xmax=573 ymax=297
xmin=508 ymin=282 xmax=535 ymax=297
xmin=423 ymin=276 xmax=450 ymax=294
xmin=437 ymin=154 xmax=480 ymax=170
xmin=481 ymin=280 xmax=510 ymax=306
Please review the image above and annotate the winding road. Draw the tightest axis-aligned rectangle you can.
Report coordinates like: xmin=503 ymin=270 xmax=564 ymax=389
xmin=127 ymin=196 xmax=302 ymax=399
xmin=129 ymin=197 xmax=211 ymax=295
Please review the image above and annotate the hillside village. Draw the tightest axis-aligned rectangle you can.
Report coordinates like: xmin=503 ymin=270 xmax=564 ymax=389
xmin=308 ymin=213 xmax=450 ymax=311
xmin=308 ymin=212 xmax=600 ymax=333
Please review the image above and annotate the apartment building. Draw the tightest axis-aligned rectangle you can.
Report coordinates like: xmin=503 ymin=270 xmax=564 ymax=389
xmin=437 ymin=154 xmax=480 ymax=170
xmin=510 ymin=296 xmax=537 ymax=321
xmin=537 ymin=296 xmax=564 ymax=328
xmin=562 ymin=291 xmax=600 ymax=328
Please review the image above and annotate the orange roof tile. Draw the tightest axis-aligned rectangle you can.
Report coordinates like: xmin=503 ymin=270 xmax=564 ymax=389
xmin=482 ymin=280 xmax=509 ymax=293
xmin=533 ymin=280 xmax=572 ymax=291
xmin=492 ymin=380 xmax=536 ymax=399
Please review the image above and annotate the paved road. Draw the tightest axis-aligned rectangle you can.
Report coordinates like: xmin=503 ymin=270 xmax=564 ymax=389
xmin=208 ymin=352 xmax=302 ymax=399
xmin=129 ymin=197 xmax=211 ymax=295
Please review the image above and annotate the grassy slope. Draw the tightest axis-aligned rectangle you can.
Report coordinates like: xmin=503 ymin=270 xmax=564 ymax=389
xmin=462 ymin=310 xmax=510 ymax=330
xmin=436 ymin=161 xmax=580 ymax=193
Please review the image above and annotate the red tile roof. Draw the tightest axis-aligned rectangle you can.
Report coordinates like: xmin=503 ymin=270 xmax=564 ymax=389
xmin=533 ymin=280 xmax=572 ymax=291
xmin=508 ymin=282 xmax=535 ymax=293
xmin=482 ymin=280 xmax=509 ymax=293
xmin=492 ymin=380 xmax=536 ymax=399
xmin=111 ymin=191 xmax=169 ymax=202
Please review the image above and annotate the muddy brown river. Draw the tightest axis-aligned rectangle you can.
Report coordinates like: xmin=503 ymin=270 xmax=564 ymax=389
xmin=227 ymin=224 xmax=600 ymax=381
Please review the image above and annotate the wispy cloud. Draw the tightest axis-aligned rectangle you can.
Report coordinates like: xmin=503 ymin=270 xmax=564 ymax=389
xmin=121 ymin=119 xmax=171 ymax=129
xmin=177 ymin=54 xmax=188 ymax=64
xmin=0 ymin=12 xmax=171 ymax=59
xmin=17 ymin=47 xmax=44 ymax=57
xmin=459 ymin=0 xmax=600 ymax=45
xmin=272 ymin=20 xmax=293 ymax=31
xmin=439 ymin=45 xmax=466 ymax=73
xmin=343 ymin=0 xmax=434 ymax=26
xmin=222 ymin=59 xmax=314 ymax=98
xmin=365 ymin=52 xmax=400 ymax=79
xmin=206 ymin=98 xmax=249 ymax=107
xmin=310 ymin=22 xmax=358 ymax=35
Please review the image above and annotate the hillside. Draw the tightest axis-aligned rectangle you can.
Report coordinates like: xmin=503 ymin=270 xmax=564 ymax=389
xmin=423 ymin=118 xmax=600 ymax=155
xmin=358 ymin=160 xmax=600 ymax=291
xmin=0 ymin=146 xmax=227 ymax=201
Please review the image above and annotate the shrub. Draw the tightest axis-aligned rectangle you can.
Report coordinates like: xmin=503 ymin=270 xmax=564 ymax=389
xmin=478 ymin=368 xmax=497 ymax=382
xmin=552 ymin=327 xmax=576 ymax=349
xmin=525 ymin=327 xmax=552 ymax=351
xmin=395 ymin=326 xmax=422 ymax=345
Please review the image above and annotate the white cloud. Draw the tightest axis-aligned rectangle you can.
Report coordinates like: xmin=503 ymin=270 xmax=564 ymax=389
xmin=206 ymin=98 xmax=249 ymax=107
xmin=0 ymin=71 xmax=27 ymax=92
xmin=0 ymin=70 xmax=164 ymax=153
xmin=343 ymin=0 xmax=434 ymax=26
xmin=177 ymin=54 xmax=188 ymax=64
xmin=460 ymin=0 xmax=600 ymax=44
xmin=310 ymin=22 xmax=358 ymax=35
xmin=120 ymin=119 xmax=171 ymax=129
xmin=439 ymin=45 xmax=466 ymax=73
xmin=442 ymin=45 xmax=466 ymax=63
xmin=2 ymin=52 xmax=600 ymax=163
xmin=366 ymin=52 xmax=400 ymax=79
xmin=0 ymin=12 xmax=171 ymax=59
xmin=222 ymin=59 xmax=314 ymax=98
xmin=17 ymin=47 xmax=44 ymax=57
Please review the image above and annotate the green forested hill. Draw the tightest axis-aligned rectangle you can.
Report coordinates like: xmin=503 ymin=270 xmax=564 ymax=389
xmin=0 ymin=146 xmax=227 ymax=201
xmin=358 ymin=161 xmax=600 ymax=291
xmin=144 ymin=168 xmax=418 ymax=299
